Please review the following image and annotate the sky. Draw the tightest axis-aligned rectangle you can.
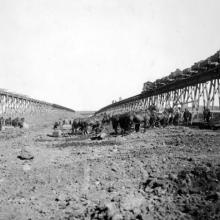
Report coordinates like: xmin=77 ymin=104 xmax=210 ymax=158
xmin=0 ymin=0 xmax=220 ymax=111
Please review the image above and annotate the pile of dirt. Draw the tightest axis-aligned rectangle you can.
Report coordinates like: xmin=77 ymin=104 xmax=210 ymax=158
xmin=79 ymin=163 xmax=220 ymax=220
xmin=139 ymin=163 xmax=220 ymax=220
xmin=174 ymin=163 xmax=220 ymax=220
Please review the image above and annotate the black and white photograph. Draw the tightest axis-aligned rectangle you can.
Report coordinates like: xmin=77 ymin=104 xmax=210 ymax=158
xmin=0 ymin=0 xmax=220 ymax=219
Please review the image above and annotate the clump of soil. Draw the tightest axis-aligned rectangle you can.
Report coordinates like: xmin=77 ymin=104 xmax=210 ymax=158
xmin=174 ymin=164 xmax=220 ymax=220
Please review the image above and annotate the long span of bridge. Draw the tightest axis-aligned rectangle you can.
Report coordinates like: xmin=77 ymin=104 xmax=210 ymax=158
xmin=96 ymin=52 xmax=220 ymax=118
xmin=0 ymin=90 xmax=75 ymax=117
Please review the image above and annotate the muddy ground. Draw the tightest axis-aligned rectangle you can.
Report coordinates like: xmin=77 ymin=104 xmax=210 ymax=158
xmin=0 ymin=111 xmax=220 ymax=220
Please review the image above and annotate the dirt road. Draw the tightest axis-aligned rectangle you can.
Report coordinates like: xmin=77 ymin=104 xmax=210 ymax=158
xmin=0 ymin=111 xmax=219 ymax=220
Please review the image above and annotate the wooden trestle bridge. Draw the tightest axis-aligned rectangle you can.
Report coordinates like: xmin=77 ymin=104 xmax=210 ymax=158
xmin=0 ymin=90 xmax=75 ymax=117
xmin=96 ymin=51 xmax=220 ymax=119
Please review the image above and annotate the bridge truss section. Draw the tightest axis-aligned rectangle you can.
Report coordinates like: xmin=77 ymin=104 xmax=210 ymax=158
xmin=96 ymin=66 xmax=220 ymax=118
xmin=0 ymin=91 xmax=75 ymax=118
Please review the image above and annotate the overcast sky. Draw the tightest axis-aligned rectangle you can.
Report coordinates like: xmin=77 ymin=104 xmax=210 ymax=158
xmin=0 ymin=0 xmax=220 ymax=111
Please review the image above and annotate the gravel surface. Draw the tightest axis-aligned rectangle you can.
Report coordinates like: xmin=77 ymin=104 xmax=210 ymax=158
xmin=0 ymin=111 xmax=220 ymax=220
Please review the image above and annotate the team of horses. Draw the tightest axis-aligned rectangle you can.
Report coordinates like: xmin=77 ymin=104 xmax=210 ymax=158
xmin=101 ymin=107 xmax=192 ymax=135
xmin=0 ymin=117 xmax=25 ymax=130
xmin=53 ymin=106 xmax=203 ymax=136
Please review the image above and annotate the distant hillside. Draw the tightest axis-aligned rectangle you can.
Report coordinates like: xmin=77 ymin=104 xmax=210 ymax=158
xmin=52 ymin=104 xmax=75 ymax=112
xmin=77 ymin=111 xmax=95 ymax=117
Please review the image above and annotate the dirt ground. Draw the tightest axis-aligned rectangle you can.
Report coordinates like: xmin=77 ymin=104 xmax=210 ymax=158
xmin=0 ymin=110 xmax=220 ymax=220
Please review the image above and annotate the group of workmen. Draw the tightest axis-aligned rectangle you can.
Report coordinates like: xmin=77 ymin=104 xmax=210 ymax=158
xmin=53 ymin=106 xmax=212 ymax=136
